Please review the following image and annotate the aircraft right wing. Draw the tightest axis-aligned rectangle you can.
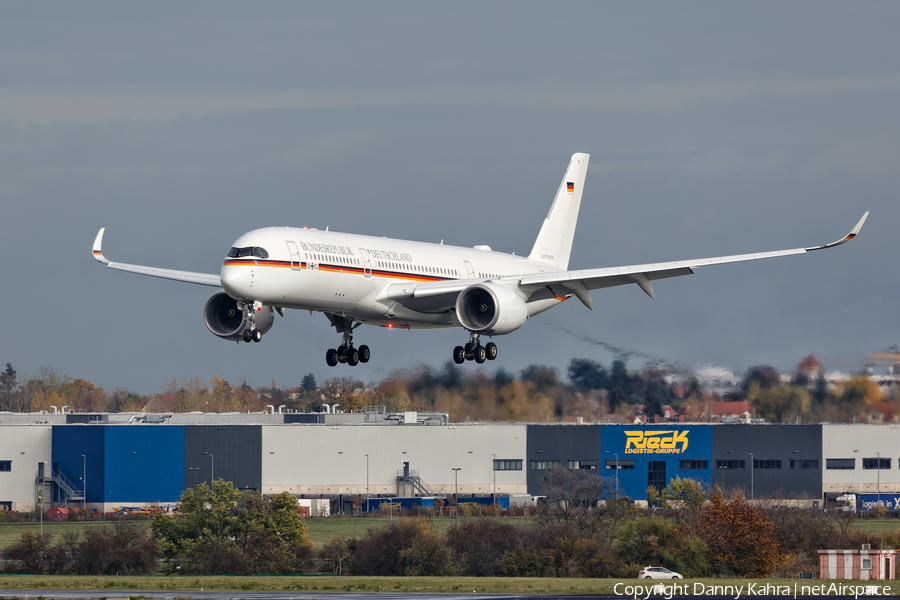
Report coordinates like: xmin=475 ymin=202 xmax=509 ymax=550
xmin=92 ymin=228 xmax=222 ymax=287
xmin=518 ymin=211 xmax=870 ymax=309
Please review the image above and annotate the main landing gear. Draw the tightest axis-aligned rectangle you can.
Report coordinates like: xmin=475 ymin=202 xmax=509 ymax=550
xmin=325 ymin=317 xmax=370 ymax=367
xmin=453 ymin=332 xmax=498 ymax=365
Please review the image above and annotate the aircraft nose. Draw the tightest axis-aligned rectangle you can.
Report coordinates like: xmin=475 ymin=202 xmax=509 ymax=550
xmin=220 ymin=265 xmax=246 ymax=297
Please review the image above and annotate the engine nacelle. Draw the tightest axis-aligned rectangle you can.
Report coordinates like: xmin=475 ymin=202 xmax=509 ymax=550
xmin=204 ymin=291 xmax=274 ymax=341
xmin=455 ymin=283 xmax=528 ymax=335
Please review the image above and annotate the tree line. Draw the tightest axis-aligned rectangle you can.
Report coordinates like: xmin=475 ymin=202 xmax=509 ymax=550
xmin=3 ymin=470 xmax=894 ymax=578
xmin=1 ymin=355 xmax=894 ymax=423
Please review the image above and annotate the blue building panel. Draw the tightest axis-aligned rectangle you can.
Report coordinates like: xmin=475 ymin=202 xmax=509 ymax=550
xmin=600 ymin=425 xmax=713 ymax=501
xmin=104 ymin=426 xmax=184 ymax=503
xmin=52 ymin=426 xmax=105 ymax=504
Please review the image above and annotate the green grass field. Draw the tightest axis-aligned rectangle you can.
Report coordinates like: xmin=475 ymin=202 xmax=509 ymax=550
xmin=849 ymin=518 xmax=900 ymax=534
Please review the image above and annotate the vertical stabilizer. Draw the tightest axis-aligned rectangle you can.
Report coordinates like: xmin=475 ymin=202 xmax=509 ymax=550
xmin=528 ymin=153 xmax=589 ymax=270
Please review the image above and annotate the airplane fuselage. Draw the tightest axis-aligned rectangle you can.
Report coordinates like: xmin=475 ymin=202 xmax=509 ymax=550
xmin=221 ymin=227 xmax=565 ymax=330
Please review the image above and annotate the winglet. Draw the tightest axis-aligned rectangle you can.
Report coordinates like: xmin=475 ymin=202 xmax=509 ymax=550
xmin=806 ymin=211 xmax=869 ymax=252
xmin=92 ymin=228 xmax=110 ymax=264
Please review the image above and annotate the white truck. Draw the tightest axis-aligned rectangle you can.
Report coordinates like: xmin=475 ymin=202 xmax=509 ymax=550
xmin=835 ymin=493 xmax=857 ymax=513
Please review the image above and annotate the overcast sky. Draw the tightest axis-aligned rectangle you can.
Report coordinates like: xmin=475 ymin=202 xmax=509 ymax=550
xmin=2 ymin=2 xmax=898 ymax=394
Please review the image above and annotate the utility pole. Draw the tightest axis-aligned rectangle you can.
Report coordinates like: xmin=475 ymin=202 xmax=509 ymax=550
xmin=491 ymin=454 xmax=496 ymax=504
xmin=452 ymin=468 xmax=461 ymax=526
xmin=81 ymin=454 xmax=86 ymax=510
xmin=877 ymin=451 xmax=881 ymax=512
xmin=204 ymin=452 xmax=214 ymax=485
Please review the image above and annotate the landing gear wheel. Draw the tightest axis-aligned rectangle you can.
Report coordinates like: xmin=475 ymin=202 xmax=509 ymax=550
xmin=358 ymin=345 xmax=370 ymax=363
xmin=464 ymin=342 xmax=474 ymax=354
xmin=453 ymin=346 xmax=465 ymax=364
xmin=474 ymin=345 xmax=487 ymax=364
xmin=337 ymin=345 xmax=346 ymax=357
xmin=347 ymin=348 xmax=359 ymax=366
xmin=485 ymin=342 xmax=497 ymax=360
xmin=252 ymin=329 xmax=262 ymax=343
xmin=325 ymin=348 xmax=338 ymax=367
xmin=242 ymin=329 xmax=252 ymax=343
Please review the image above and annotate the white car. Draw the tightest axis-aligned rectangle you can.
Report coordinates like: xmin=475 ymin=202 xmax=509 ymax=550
xmin=638 ymin=566 xmax=683 ymax=579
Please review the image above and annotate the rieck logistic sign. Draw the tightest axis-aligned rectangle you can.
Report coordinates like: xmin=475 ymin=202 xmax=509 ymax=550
xmin=624 ymin=430 xmax=689 ymax=454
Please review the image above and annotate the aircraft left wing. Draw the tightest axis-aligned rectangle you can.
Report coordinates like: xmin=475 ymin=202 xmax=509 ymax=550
xmin=518 ymin=211 xmax=869 ymax=308
xmin=92 ymin=228 xmax=222 ymax=287
xmin=387 ymin=211 xmax=868 ymax=312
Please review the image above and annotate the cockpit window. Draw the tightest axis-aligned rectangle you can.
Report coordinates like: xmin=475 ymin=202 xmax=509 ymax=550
xmin=228 ymin=246 xmax=269 ymax=259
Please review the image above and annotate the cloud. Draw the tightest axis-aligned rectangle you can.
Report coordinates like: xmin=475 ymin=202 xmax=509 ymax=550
xmin=1 ymin=73 xmax=899 ymax=126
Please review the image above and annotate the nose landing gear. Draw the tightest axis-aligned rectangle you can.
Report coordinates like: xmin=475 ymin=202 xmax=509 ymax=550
xmin=453 ymin=333 xmax=498 ymax=364
xmin=240 ymin=301 xmax=264 ymax=343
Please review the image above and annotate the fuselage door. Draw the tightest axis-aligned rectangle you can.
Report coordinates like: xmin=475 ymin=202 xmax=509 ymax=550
xmin=463 ymin=260 xmax=475 ymax=279
xmin=286 ymin=241 xmax=302 ymax=271
xmin=359 ymin=248 xmax=372 ymax=278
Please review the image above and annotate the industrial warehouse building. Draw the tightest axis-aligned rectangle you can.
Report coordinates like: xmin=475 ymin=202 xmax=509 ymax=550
xmin=2 ymin=410 xmax=900 ymax=512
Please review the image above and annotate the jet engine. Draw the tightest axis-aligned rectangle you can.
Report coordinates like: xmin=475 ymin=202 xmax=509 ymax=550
xmin=204 ymin=291 xmax=274 ymax=341
xmin=455 ymin=283 xmax=528 ymax=335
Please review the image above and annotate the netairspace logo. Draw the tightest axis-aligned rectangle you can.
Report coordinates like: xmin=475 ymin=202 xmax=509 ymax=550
xmin=613 ymin=582 xmax=893 ymax=599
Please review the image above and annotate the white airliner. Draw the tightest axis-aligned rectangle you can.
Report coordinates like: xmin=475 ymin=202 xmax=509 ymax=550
xmin=92 ymin=153 xmax=868 ymax=367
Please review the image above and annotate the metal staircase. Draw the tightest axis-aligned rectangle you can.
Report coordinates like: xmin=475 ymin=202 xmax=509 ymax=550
xmin=397 ymin=469 xmax=435 ymax=497
xmin=36 ymin=469 xmax=85 ymax=507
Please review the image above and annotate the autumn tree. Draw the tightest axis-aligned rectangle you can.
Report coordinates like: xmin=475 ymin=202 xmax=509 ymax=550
xmin=695 ymin=492 xmax=786 ymax=577
xmin=748 ymin=382 xmax=811 ymax=423
xmin=317 ymin=377 xmax=372 ymax=413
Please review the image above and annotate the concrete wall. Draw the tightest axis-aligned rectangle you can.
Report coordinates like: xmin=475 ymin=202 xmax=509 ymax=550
xmin=261 ymin=423 xmax=527 ymax=496
xmin=0 ymin=425 xmax=53 ymax=511
xmin=822 ymin=424 xmax=900 ymax=494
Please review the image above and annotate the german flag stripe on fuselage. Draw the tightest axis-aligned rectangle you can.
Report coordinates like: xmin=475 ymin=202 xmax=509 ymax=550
xmin=223 ymin=259 xmax=453 ymax=283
